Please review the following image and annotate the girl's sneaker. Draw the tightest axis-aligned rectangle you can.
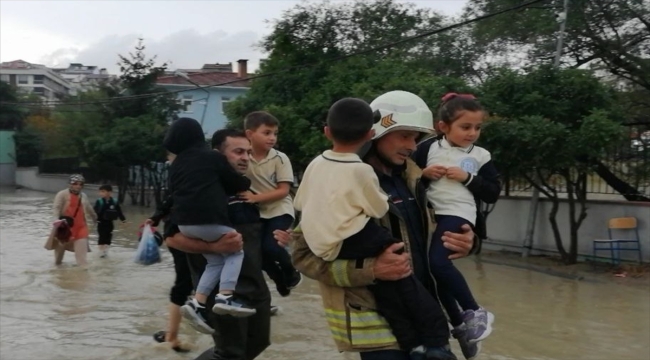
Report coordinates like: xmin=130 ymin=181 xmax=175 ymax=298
xmin=212 ymin=294 xmax=256 ymax=317
xmin=462 ymin=307 xmax=494 ymax=343
xmin=180 ymin=298 xmax=214 ymax=334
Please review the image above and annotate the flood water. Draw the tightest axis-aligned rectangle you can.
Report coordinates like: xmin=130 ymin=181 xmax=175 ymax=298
xmin=1 ymin=188 xmax=649 ymax=360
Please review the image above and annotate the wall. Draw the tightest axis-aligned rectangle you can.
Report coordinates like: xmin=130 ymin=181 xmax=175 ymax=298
xmin=15 ymin=167 xmax=104 ymax=194
xmin=160 ymin=85 xmax=248 ymax=137
xmin=485 ymin=197 xmax=650 ymax=262
xmin=16 ymin=165 xmax=649 ymax=262
xmin=0 ymin=131 xmax=16 ymax=185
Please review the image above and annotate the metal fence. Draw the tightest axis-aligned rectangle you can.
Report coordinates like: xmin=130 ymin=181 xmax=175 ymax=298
xmin=36 ymin=123 xmax=650 ymax=200
xmin=504 ymin=123 xmax=650 ymax=198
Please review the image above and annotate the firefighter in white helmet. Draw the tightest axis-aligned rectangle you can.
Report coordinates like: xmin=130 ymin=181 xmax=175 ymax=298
xmin=291 ymin=90 xmax=478 ymax=360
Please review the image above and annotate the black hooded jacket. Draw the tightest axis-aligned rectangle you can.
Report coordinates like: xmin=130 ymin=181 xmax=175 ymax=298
xmin=163 ymin=117 xmax=251 ymax=226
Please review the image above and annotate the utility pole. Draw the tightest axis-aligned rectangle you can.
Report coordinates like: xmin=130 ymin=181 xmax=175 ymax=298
xmin=522 ymin=0 xmax=569 ymax=257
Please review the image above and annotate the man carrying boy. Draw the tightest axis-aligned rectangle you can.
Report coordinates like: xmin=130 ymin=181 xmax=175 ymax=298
xmin=242 ymin=111 xmax=302 ymax=296
xmin=167 ymin=128 xmax=271 ymax=360
xmin=94 ymin=184 xmax=126 ymax=257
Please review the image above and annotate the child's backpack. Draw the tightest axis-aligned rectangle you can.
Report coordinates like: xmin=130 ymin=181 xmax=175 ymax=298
xmin=101 ymin=198 xmax=120 ymax=221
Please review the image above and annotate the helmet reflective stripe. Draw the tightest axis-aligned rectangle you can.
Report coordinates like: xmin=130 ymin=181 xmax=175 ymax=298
xmin=370 ymin=90 xmax=434 ymax=140
xmin=70 ymin=174 xmax=85 ymax=184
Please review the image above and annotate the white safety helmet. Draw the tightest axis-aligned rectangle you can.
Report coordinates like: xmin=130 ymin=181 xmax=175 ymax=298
xmin=370 ymin=90 xmax=435 ymax=139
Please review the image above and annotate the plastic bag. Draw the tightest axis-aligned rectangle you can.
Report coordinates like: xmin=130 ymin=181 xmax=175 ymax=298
xmin=134 ymin=224 xmax=161 ymax=265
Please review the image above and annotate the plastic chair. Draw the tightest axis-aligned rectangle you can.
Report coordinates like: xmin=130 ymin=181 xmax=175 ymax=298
xmin=593 ymin=217 xmax=642 ymax=265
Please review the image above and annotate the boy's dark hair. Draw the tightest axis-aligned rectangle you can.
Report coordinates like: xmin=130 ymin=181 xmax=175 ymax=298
xmin=99 ymin=184 xmax=113 ymax=192
xmin=438 ymin=93 xmax=484 ymax=124
xmin=211 ymin=128 xmax=248 ymax=150
xmin=244 ymin=111 xmax=279 ymax=131
xmin=327 ymin=98 xmax=374 ymax=144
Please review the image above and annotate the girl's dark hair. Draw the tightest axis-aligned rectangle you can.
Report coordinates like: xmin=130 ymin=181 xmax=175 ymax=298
xmin=437 ymin=93 xmax=483 ymax=124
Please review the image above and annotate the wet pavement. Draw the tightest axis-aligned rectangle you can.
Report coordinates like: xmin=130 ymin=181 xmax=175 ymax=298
xmin=1 ymin=188 xmax=649 ymax=360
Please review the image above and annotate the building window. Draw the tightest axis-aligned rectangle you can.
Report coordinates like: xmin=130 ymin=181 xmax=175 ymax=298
xmin=0 ymin=74 xmax=9 ymax=82
xmin=179 ymin=94 xmax=193 ymax=112
xmin=33 ymin=75 xmax=44 ymax=84
xmin=18 ymin=75 xmax=29 ymax=84
xmin=32 ymin=87 xmax=45 ymax=94
xmin=221 ymin=96 xmax=231 ymax=113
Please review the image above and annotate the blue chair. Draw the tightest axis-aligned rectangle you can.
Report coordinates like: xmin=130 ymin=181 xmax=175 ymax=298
xmin=593 ymin=217 xmax=642 ymax=265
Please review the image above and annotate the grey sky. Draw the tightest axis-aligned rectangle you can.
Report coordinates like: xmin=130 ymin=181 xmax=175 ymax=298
xmin=0 ymin=0 xmax=468 ymax=74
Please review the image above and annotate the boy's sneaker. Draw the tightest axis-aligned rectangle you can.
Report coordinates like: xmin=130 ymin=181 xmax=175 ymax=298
xmin=451 ymin=324 xmax=481 ymax=360
xmin=275 ymin=282 xmax=291 ymax=297
xmin=409 ymin=345 xmax=427 ymax=360
xmin=425 ymin=345 xmax=458 ymax=360
xmin=270 ymin=305 xmax=280 ymax=316
xmin=462 ymin=307 xmax=494 ymax=343
xmin=286 ymin=270 xmax=303 ymax=289
xmin=212 ymin=294 xmax=256 ymax=317
xmin=180 ymin=298 xmax=214 ymax=334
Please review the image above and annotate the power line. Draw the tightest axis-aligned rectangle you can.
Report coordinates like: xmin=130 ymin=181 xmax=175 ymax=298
xmin=4 ymin=0 xmax=550 ymax=109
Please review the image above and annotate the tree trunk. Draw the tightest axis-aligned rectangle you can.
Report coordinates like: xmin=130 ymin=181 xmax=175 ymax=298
xmin=564 ymin=171 xmax=590 ymax=264
xmin=117 ymin=167 xmax=128 ymax=204
xmin=593 ymin=160 xmax=650 ymax=202
xmin=128 ymin=167 xmax=137 ymax=205
xmin=565 ymin=174 xmax=579 ymax=264
xmin=138 ymin=165 xmax=145 ymax=206
xmin=150 ymin=165 xmax=163 ymax=208
xmin=548 ymin=197 xmax=569 ymax=263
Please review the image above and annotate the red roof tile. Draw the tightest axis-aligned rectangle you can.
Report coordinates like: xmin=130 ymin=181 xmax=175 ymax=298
xmin=156 ymin=72 xmax=251 ymax=88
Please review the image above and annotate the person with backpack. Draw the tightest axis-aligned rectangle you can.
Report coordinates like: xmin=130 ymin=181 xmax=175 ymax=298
xmin=94 ymin=184 xmax=126 ymax=258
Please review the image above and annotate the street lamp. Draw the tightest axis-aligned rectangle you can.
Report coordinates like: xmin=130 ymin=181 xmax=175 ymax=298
xmin=174 ymin=70 xmax=210 ymax=127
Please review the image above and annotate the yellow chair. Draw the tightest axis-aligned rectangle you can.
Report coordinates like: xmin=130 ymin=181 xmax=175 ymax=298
xmin=593 ymin=217 xmax=642 ymax=264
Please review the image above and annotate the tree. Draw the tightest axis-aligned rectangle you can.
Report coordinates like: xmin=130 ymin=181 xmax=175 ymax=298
xmin=0 ymin=82 xmax=26 ymax=130
xmin=13 ymin=128 xmax=44 ymax=167
xmin=465 ymin=0 xmax=650 ymax=200
xmin=56 ymin=39 xmax=179 ymax=205
xmin=479 ymin=66 xmax=625 ymax=264
xmin=466 ymin=0 xmax=650 ymax=90
xmin=1 ymin=82 xmax=47 ymax=166
xmin=226 ymin=0 xmax=476 ymax=169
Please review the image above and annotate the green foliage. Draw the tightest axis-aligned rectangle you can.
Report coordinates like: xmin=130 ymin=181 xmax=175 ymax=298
xmin=481 ymin=65 xmax=624 ymax=126
xmin=479 ymin=66 xmax=625 ymax=263
xmin=0 ymin=82 xmax=26 ymax=130
xmin=226 ymin=0 xmax=480 ymax=168
xmin=2 ymin=82 xmax=47 ymax=165
xmin=50 ymin=39 xmax=178 ymax=205
xmin=84 ymin=114 xmax=167 ymax=168
xmin=228 ymin=55 xmax=474 ymax=169
xmin=13 ymin=127 xmax=44 ymax=167
xmin=56 ymin=39 xmax=177 ymax=168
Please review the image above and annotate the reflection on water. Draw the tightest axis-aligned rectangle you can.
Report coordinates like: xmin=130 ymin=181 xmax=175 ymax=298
xmin=1 ymin=188 xmax=649 ymax=360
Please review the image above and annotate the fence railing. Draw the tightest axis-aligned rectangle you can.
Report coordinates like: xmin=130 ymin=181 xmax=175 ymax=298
xmin=37 ymin=123 xmax=650 ymax=201
xmin=504 ymin=123 xmax=650 ymax=198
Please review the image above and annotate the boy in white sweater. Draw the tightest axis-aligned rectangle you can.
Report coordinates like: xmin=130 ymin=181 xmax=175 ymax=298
xmin=295 ymin=98 xmax=456 ymax=360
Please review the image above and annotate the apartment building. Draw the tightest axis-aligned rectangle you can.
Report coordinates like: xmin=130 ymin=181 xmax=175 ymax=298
xmin=52 ymin=63 xmax=115 ymax=95
xmin=0 ymin=60 xmax=72 ymax=102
